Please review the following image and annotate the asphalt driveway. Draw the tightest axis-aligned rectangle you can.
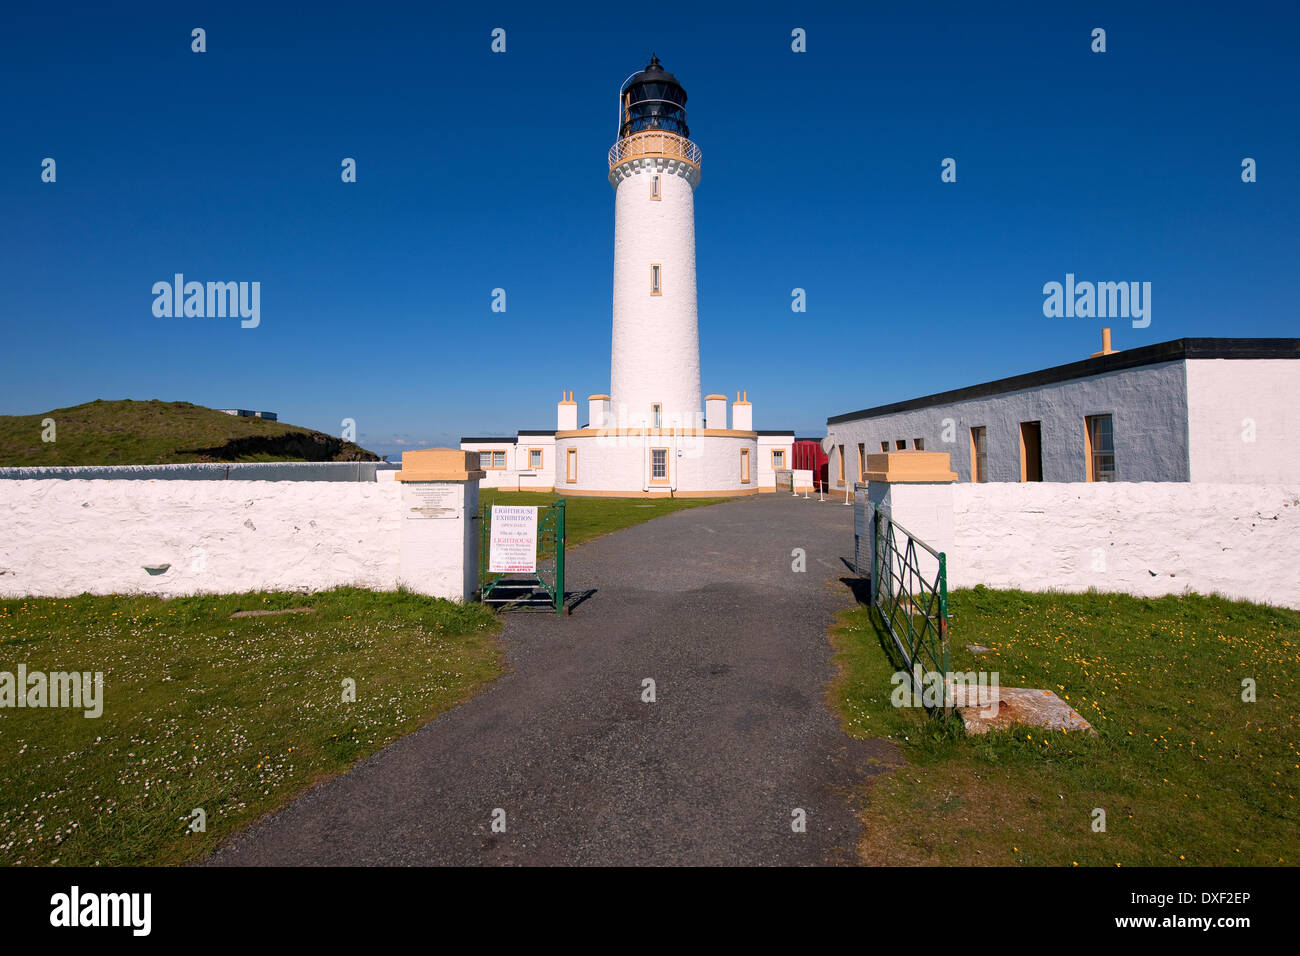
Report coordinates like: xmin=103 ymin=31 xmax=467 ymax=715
xmin=209 ymin=491 xmax=897 ymax=865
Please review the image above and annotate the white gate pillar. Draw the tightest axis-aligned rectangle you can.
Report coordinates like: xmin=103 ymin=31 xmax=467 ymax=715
xmin=395 ymin=448 xmax=485 ymax=601
xmin=864 ymin=451 xmax=958 ymax=590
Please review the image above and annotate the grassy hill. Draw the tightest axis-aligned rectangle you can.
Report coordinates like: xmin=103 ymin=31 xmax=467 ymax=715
xmin=0 ymin=400 xmax=381 ymax=466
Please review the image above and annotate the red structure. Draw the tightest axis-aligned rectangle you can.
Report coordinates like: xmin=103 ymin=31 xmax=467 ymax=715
xmin=792 ymin=438 xmax=829 ymax=491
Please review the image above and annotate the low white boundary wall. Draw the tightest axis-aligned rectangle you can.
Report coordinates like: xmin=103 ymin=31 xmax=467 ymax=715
xmin=947 ymin=483 xmax=1300 ymax=608
xmin=0 ymin=480 xmax=403 ymax=598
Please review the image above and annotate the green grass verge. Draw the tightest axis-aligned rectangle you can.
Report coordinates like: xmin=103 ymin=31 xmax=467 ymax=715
xmin=0 ymin=588 xmax=501 ymax=865
xmin=480 ymin=489 xmax=731 ymax=547
xmin=830 ymin=587 xmax=1298 ymax=866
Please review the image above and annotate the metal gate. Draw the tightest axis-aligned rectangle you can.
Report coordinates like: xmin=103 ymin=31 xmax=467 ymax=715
xmin=871 ymin=502 xmax=951 ymax=709
xmin=479 ymin=499 xmax=567 ymax=614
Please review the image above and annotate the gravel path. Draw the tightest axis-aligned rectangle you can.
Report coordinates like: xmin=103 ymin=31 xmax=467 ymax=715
xmin=208 ymin=492 xmax=897 ymax=866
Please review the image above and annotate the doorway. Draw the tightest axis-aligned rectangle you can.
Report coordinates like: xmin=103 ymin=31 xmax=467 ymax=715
xmin=1019 ymin=421 xmax=1043 ymax=482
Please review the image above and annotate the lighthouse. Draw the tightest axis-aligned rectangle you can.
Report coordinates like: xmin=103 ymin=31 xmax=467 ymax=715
xmin=460 ymin=57 xmax=795 ymax=497
xmin=608 ymin=55 xmax=703 ymax=430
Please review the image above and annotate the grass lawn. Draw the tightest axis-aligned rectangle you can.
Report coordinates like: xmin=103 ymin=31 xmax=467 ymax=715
xmin=830 ymin=587 xmax=1299 ymax=867
xmin=480 ymin=489 xmax=731 ymax=547
xmin=0 ymin=588 xmax=501 ymax=865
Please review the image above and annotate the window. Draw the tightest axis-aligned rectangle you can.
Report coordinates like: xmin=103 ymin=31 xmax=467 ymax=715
xmin=740 ymin=448 xmax=751 ymax=483
xmin=565 ymin=447 xmax=577 ymax=483
xmin=970 ymin=427 xmax=988 ymax=483
xmin=1019 ymin=422 xmax=1042 ymax=482
xmin=880 ymin=441 xmax=889 ymax=452
xmin=771 ymin=449 xmax=785 ymax=469
xmin=895 ymin=439 xmax=907 ymax=450
xmin=528 ymin=448 xmax=543 ymax=470
xmin=493 ymin=451 xmax=505 ymax=469
xmin=479 ymin=451 xmax=492 ymax=469
xmin=857 ymin=443 xmax=866 ymax=481
xmin=1085 ymin=414 xmax=1115 ymax=482
xmin=837 ymin=445 xmax=845 ymax=484
xmin=651 ymin=175 xmax=661 ymax=200
xmin=651 ymin=264 xmax=662 ymax=295
xmin=481 ymin=450 xmax=505 ymax=469
xmin=913 ymin=438 xmax=925 ymax=451
xmin=651 ymin=447 xmax=669 ymax=483
xmin=651 ymin=403 xmax=662 ymax=428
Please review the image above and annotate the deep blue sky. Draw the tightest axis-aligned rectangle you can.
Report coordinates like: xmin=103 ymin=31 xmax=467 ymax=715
xmin=3 ymin=1 xmax=1296 ymax=458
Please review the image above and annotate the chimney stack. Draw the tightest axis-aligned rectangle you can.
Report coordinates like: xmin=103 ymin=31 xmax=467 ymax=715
xmin=731 ymin=390 xmax=753 ymax=432
xmin=557 ymin=390 xmax=578 ymax=430
xmin=1091 ymin=328 xmax=1117 ymax=358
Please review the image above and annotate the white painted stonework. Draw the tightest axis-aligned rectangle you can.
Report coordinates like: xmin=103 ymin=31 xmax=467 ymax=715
xmin=0 ymin=480 xmax=401 ymax=597
xmin=756 ymin=434 xmax=795 ymax=491
xmin=938 ymin=482 xmax=1300 ymax=608
xmin=1186 ymin=359 xmax=1300 ymax=483
xmin=556 ymin=432 xmax=757 ymax=496
xmin=0 ymin=479 xmax=480 ymax=601
xmin=398 ymin=480 xmax=479 ymax=599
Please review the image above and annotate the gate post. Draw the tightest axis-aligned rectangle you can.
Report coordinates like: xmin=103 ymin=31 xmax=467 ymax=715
xmin=862 ymin=452 xmax=958 ymax=587
xmin=394 ymin=448 xmax=486 ymax=601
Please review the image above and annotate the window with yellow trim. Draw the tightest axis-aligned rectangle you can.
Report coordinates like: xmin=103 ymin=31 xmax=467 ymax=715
xmin=740 ymin=448 xmax=751 ymax=483
xmin=651 ymin=264 xmax=662 ymax=295
xmin=650 ymin=447 xmax=669 ymax=483
xmin=565 ymin=447 xmax=577 ymax=483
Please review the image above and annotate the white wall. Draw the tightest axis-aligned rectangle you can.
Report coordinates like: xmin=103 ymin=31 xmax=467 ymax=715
xmin=555 ymin=432 xmax=757 ymax=494
xmin=946 ymin=482 xmax=1300 ymax=608
xmin=460 ymin=440 xmax=556 ymax=491
xmin=1186 ymin=359 xmax=1300 ymax=483
xmin=756 ymin=435 xmax=794 ymax=491
xmin=0 ymin=479 xmax=402 ymax=597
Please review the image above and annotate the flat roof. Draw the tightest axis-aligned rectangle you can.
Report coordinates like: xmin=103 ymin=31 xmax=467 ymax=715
xmin=756 ymin=429 xmax=795 ymax=436
xmin=517 ymin=429 xmax=556 ymax=436
xmin=827 ymin=337 xmax=1300 ymax=425
xmin=461 ymin=437 xmax=515 ymax=444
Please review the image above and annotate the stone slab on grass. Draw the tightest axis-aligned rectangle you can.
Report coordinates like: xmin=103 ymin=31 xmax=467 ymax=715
xmin=957 ymin=686 xmax=1096 ymax=735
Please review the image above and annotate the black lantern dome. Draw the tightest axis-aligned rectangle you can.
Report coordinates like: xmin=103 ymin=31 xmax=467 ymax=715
xmin=619 ymin=54 xmax=690 ymax=139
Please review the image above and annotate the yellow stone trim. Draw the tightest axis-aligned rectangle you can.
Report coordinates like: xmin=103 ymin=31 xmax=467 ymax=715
xmin=396 ymin=448 xmax=486 ymax=482
xmin=863 ymin=450 xmax=958 ymax=484
xmin=587 ymin=394 xmax=611 ymax=401
xmin=555 ymin=428 xmax=757 ymax=439
xmin=704 ymin=394 xmax=727 ymax=401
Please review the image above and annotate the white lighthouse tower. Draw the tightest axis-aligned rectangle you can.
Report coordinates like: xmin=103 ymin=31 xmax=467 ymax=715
xmin=460 ymin=57 xmax=796 ymax=497
xmin=608 ymin=55 xmax=703 ymax=430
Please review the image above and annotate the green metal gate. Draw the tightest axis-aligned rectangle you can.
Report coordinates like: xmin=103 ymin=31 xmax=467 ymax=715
xmin=872 ymin=504 xmax=951 ymax=709
xmin=479 ymin=499 xmax=567 ymax=614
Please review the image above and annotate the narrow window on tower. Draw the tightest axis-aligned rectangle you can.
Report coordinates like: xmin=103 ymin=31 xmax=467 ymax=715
xmin=740 ymin=448 xmax=751 ymax=484
xmin=650 ymin=175 xmax=661 ymax=200
xmin=651 ymin=263 xmax=662 ymax=296
xmin=651 ymin=403 xmax=662 ymax=428
xmin=566 ymin=447 xmax=578 ymax=483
